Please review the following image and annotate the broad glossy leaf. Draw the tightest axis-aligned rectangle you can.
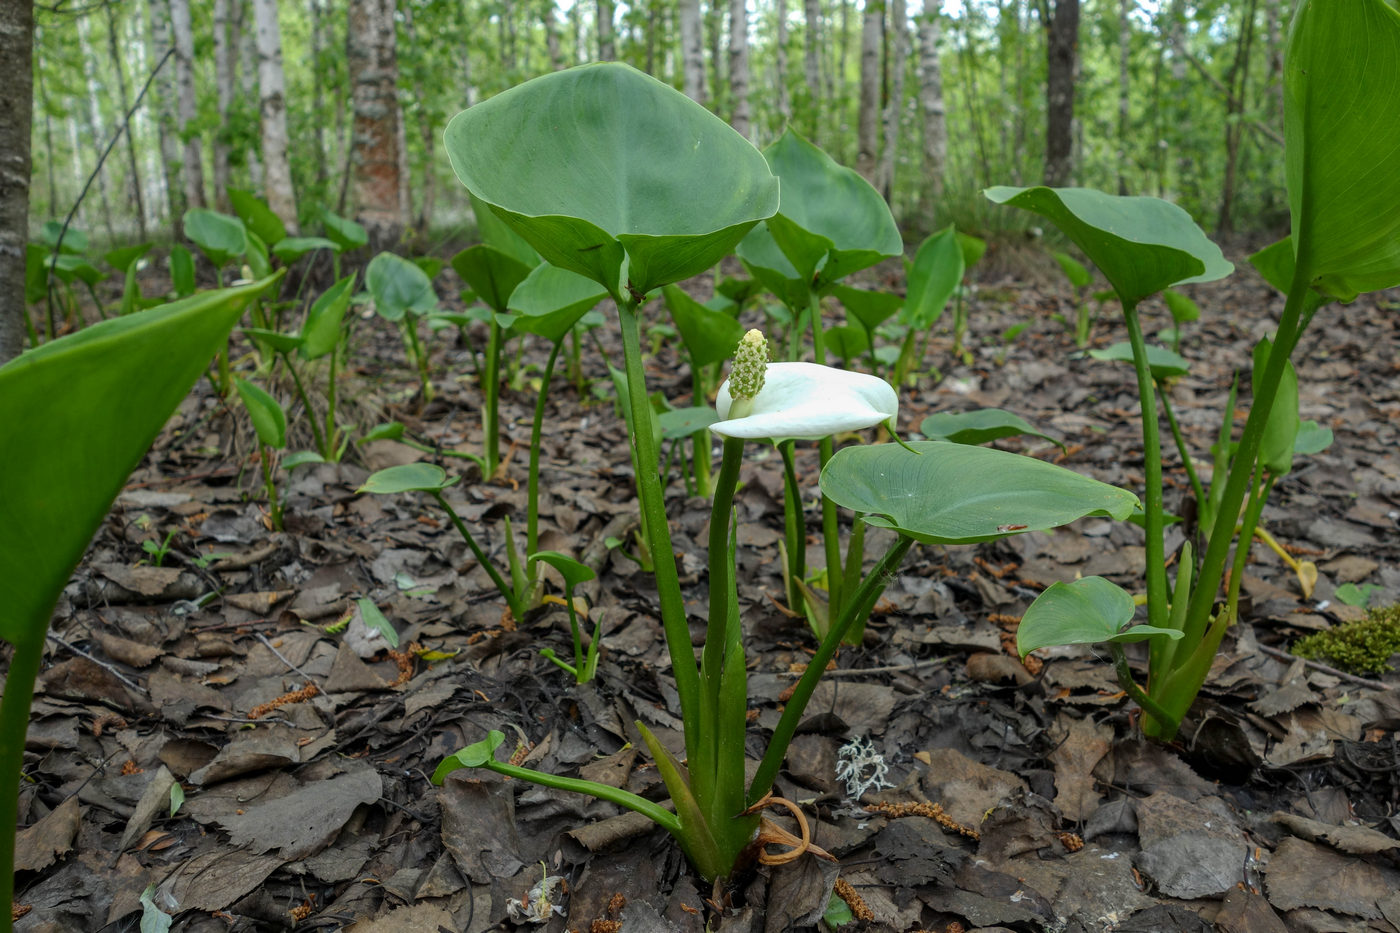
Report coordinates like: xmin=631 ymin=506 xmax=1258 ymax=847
xmin=1248 ymin=238 xmax=1330 ymax=314
xmin=821 ymin=441 xmax=1138 ymax=545
xmin=1252 ymin=338 xmax=1300 ymax=475
xmin=246 ymin=230 xmax=272 ymax=279
xmin=824 ymin=325 xmax=869 ymax=361
xmin=104 ymin=243 xmax=152 ymax=275
xmin=663 ymin=285 xmax=746 ymax=368
xmin=41 ymin=221 xmax=87 ymax=253
xmin=228 ymin=187 xmax=287 ymax=247
xmin=233 ymin=377 xmax=287 ymax=449
xmin=184 ymin=208 xmax=248 ymax=267
xmin=735 ymin=222 xmax=809 ymax=308
xmin=1052 ymin=251 xmax=1092 ymax=289
xmin=1162 ymin=289 xmax=1200 ymax=324
xmin=1017 ymin=576 xmax=1182 ymax=656
xmin=273 ymin=236 xmax=338 ymax=264
xmin=508 ymin=263 xmax=608 ymax=343
xmin=1089 ymin=341 xmax=1190 ymax=380
xmin=830 ymin=284 xmax=902 ymax=335
xmin=919 ymin=409 xmax=1065 ymax=451
xmin=366 ymin=252 xmax=438 ymax=321
xmin=717 ymin=275 xmax=762 ymax=306
xmin=469 ymin=191 xmax=540 ymax=268
xmin=903 ymin=225 xmax=964 ymax=328
xmin=1294 ymin=420 xmax=1333 ymax=456
xmin=300 ymin=275 xmax=355 ymax=360
xmin=761 ymin=129 xmax=902 ymax=286
xmin=433 ymin=730 xmax=507 ymax=783
xmin=0 ymin=278 xmax=275 ymax=648
xmin=1286 ymin=0 xmax=1400 ymax=299
xmin=321 ymin=209 xmax=368 ymax=252
xmin=358 ymin=463 xmax=459 ymax=495
xmin=49 ymin=253 xmax=103 ymax=286
xmin=985 ymin=186 xmax=1232 ymax=305
xmin=445 ymin=63 xmax=777 ymax=296
xmin=657 ymin=405 xmax=719 ymax=438
xmin=170 ymin=245 xmax=196 ymax=297
xmin=528 ymin=550 xmax=597 ymax=587
xmin=451 ymin=245 xmax=534 ymax=314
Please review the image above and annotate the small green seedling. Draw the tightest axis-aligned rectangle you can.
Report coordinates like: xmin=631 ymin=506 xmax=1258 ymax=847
xmin=530 ymin=551 xmax=602 ymax=683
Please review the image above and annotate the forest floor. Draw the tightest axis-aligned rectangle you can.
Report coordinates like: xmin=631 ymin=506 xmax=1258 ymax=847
xmin=9 ymin=245 xmax=1400 ymax=933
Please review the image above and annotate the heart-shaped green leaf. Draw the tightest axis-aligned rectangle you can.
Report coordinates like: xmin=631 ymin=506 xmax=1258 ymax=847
xmin=273 ymin=237 xmax=338 ymax=264
xmin=824 ymin=325 xmax=870 ymax=362
xmin=735 ymin=222 xmax=809 ymax=308
xmin=831 ymin=284 xmax=903 ymax=335
xmin=1294 ymin=420 xmax=1333 ymax=457
xmin=1053 ymin=251 xmax=1092 ymax=289
xmin=902 ymin=225 xmax=964 ymax=328
xmin=920 ymin=409 xmax=1065 ymax=451
xmin=1017 ymin=576 xmax=1182 ymax=656
xmin=300 ymin=275 xmax=355 ymax=360
xmin=657 ymin=405 xmax=719 ymax=439
xmin=820 ymin=441 xmax=1138 ymax=545
xmin=507 ymin=263 xmax=608 ymax=344
xmin=452 ymin=244 xmax=535 ymax=315
xmin=1286 ymin=0 xmax=1400 ymax=299
xmin=358 ymin=463 xmax=460 ymax=495
xmin=761 ymin=129 xmax=902 ymax=287
xmin=104 ymin=243 xmax=153 ymax=275
xmin=228 ymin=187 xmax=287 ymax=247
xmin=663 ymin=285 xmax=746 ymax=369
xmin=1089 ymin=341 xmax=1191 ymax=380
xmin=1162 ymin=289 xmax=1200 ymax=324
xmin=984 ymin=187 xmax=1232 ymax=305
xmin=0 ymin=277 xmax=276 ymax=648
xmin=528 ymin=550 xmax=597 ymax=588
xmin=444 ymin=62 xmax=779 ymax=297
xmin=184 ymin=208 xmax=249 ymax=268
xmin=233 ymin=377 xmax=287 ymax=449
xmin=321 ymin=210 xmax=368 ymax=253
xmin=366 ymin=252 xmax=438 ymax=321
xmin=433 ymin=730 xmax=507 ymax=783
xmin=282 ymin=451 xmax=326 ymax=469
xmin=469 ymin=191 xmax=540 ymax=268
xmin=41 ymin=221 xmax=87 ymax=253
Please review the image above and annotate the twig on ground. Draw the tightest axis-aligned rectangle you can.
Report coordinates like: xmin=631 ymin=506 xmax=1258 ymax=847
xmin=1258 ymin=642 xmax=1391 ymax=690
xmin=255 ymin=631 xmax=323 ymax=686
xmin=44 ymin=633 xmax=148 ymax=693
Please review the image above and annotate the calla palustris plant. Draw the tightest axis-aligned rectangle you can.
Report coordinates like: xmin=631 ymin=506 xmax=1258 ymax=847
xmin=999 ymin=0 xmax=1400 ymax=741
xmin=429 ymin=62 xmax=1144 ymax=883
xmin=0 ymin=276 xmax=280 ymax=929
xmin=365 ymin=251 xmax=440 ymax=403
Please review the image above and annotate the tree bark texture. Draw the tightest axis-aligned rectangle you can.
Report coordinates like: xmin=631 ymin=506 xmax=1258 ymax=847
xmin=728 ymin=0 xmax=751 ymax=138
xmin=347 ymin=0 xmax=405 ymax=250
xmin=879 ymin=0 xmax=909 ymax=199
xmin=169 ymin=0 xmax=207 ymax=210
xmin=106 ymin=0 xmax=148 ymax=239
xmin=598 ymin=0 xmax=616 ymax=60
xmin=775 ymin=0 xmax=791 ymax=126
xmin=1117 ymin=0 xmax=1130 ymax=194
xmin=679 ymin=0 xmax=705 ymax=102
xmin=0 ymin=0 xmax=33 ymax=363
xmin=77 ymin=14 xmax=117 ymax=240
xmin=916 ymin=1 xmax=945 ymax=221
xmin=213 ymin=0 xmax=235 ymax=212
xmin=1043 ymin=0 xmax=1079 ymax=186
xmin=802 ymin=0 xmax=822 ymax=140
xmin=146 ymin=0 xmax=185 ymax=235
xmin=255 ymin=0 xmax=299 ymax=231
xmin=238 ymin=1 xmax=264 ymax=189
xmin=856 ymin=0 xmax=884 ymax=183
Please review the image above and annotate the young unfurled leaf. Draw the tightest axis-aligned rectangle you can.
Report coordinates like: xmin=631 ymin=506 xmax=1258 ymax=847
xmin=433 ymin=730 xmax=507 ymax=783
xmin=357 ymin=463 xmax=459 ymax=495
xmin=233 ymin=378 xmax=287 ymax=450
xmin=1017 ymin=576 xmax=1183 ymax=656
xmin=355 ymin=598 xmax=400 ymax=649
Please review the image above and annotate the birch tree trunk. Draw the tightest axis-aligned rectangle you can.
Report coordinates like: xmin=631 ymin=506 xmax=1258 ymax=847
xmin=169 ymin=0 xmax=206 ymax=210
xmin=146 ymin=0 xmax=185 ymax=233
xmin=598 ymin=0 xmax=616 ymax=59
xmin=0 ymin=0 xmax=33 ymax=362
xmin=347 ymin=0 xmax=404 ymax=251
xmin=254 ymin=0 xmax=298 ymax=231
xmin=1117 ymin=0 xmax=1131 ymax=195
xmin=775 ymin=0 xmax=791 ymax=126
xmin=728 ymin=0 xmax=751 ymax=138
xmin=238 ymin=1 xmax=264 ymax=189
xmin=680 ymin=0 xmax=706 ymax=103
xmin=915 ymin=0 xmax=945 ymax=222
xmin=105 ymin=0 xmax=148 ymax=239
xmin=542 ymin=0 xmax=563 ymax=71
xmin=855 ymin=0 xmax=883 ymax=183
xmin=213 ymin=0 xmax=235 ymax=212
xmin=708 ymin=0 xmax=727 ymax=117
xmin=1043 ymin=0 xmax=1079 ymax=186
xmin=308 ymin=0 xmax=330 ymax=192
xmin=879 ymin=0 xmax=909 ymax=199
xmin=803 ymin=0 xmax=822 ymax=140
xmin=78 ymin=14 xmax=118 ymax=240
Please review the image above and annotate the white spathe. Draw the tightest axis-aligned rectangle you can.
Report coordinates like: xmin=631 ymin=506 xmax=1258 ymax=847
xmin=712 ymin=362 xmax=898 ymax=440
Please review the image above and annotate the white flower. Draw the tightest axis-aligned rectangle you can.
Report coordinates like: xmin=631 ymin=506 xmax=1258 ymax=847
xmin=712 ymin=362 xmax=898 ymax=441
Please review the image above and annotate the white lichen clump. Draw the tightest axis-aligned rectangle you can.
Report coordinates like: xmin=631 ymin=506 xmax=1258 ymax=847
xmin=835 ymin=735 xmax=895 ymax=801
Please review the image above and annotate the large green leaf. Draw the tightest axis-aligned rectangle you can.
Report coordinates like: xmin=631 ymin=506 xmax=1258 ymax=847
xmin=0 ymin=278 xmax=276 ymax=648
xmin=507 ymin=263 xmax=608 ymax=344
xmin=228 ymin=187 xmax=287 ymax=247
xmin=830 ymin=284 xmax=903 ymax=335
xmin=1017 ymin=576 xmax=1182 ymax=656
xmin=300 ymin=275 xmax=355 ymax=360
xmin=366 ymin=252 xmax=438 ymax=322
xmin=735 ymin=222 xmax=809 ymax=308
xmin=443 ymin=63 xmax=779 ymax=297
xmin=919 ymin=409 xmax=1065 ymax=451
xmin=469 ymin=191 xmax=540 ymax=268
xmin=451 ymin=245 xmax=535 ymax=314
xmin=1285 ymin=0 xmax=1400 ymax=299
xmin=984 ymin=187 xmax=1232 ymax=305
xmin=663 ymin=285 xmax=746 ymax=369
xmin=183 ymin=208 xmax=248 ymax=268
xmin=820 ymin=441 xmax=1138 ymax=545
xmin=321 ymin=210 xmax=368 ymax=253
xmin=902 ymin=225 xmax=964 ymax=328
xmin=273 ymin=237 xmax=338 ymax=264
xmin=761 ymin=129 xmax=902 ymax=287
xmin=358 ymin=463 xmax=459 ymax=495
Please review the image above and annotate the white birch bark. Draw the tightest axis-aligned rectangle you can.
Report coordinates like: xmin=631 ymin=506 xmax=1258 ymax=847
xmin=254 ymin=0 xmax=298 ymax=231
xmin=0 ymin=0 xmax=32 ymax=361
xmin=680 ymin=0 xmax=706 ymax=103
xmin=238 ymin=2 xmax=264 ymax=189
xmin=915 ymin=0 xmax=945 ymax=218
xmin=145 ymin=0 xmax=184 ymax=229
xmin=598 ymin=0 xmax=616 ymax=59
xmin=879 ymin=0 xmax=909 ymax=198
xmin=855 ymin=0 xmax=883 ymax=182
xmin=728 ymin=0 xmax=751 ymax=138
xmin=775 ymin=0 xmax=791 ymax=126
xmin=347 ymin=0 xmax=405 ymax=250
xmin=168 ymin=0 xmax=206 ymax=209
xmin=213 ymin=0 xmax=235 ymax=212
xmin=803 ymin=0 xmax=822 ymax=139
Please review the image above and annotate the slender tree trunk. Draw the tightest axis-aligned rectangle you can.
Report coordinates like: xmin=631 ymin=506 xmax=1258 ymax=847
xmin=36 ymin=47 xmax=58 ymax=217
xmin=1117 ymin=0 xmax=1131 ymax=194
xmin=729 ymin=0 xmax=751 ymax=137
xmin=1043 ymin=0 xmax=1079 ymax=186
xmin=254 ymin=0 xmax=298 ymax=231
xmin=347 ymin=0 xmax=404 ymax=251
xmin=915 ymin=0 xmax=944 ymax=222
xmin=680 ymin=0 xmax=706 ymax=102
xmin=78 ymin=15 xmax=118 ymax=240
xmin=835 ymin=0 xmax=851 ymax=160
xmin=169 ymin=0 xmax=206 ymax=210
xmin=105 ymin=1 xmax=148 ymax=239
xmin=1166 ymin=0 xmax=1189 ymax=200
xmin=598 ymin=0 xmax=616 ymax=59
xmin=774 ymin=0 xmax=791 ymax=127
xmin=708 ymin=0 xmax=727 ymax=116
xmin=0 ymin=0 xmax=33 ymax=361
xmin=542 ymin=0 xmax=563 ymax=70
xmin=402 ymin=4 xmax=433 ymax=231
xmin=879 ymin=0 xmax=908 ymax=200
xmin=308 ymin=0 xmax=330 ymax=193
xmin=1216 ymin=0 xmax=1257 ymax=235
xmin=855 ymin=0 xmax=883 ymax=182
xmin=803 ymin=0 xmax=822 ymax=139
xmin=146 ymin=0 xmax=184 ymax=234
xmin=237 ymin=2 xmax=264 ymax=189
xmin=645 ymin=0 xmax=659 ymax=74
xmin=213 ymin=0 xmax=235 ymax=212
